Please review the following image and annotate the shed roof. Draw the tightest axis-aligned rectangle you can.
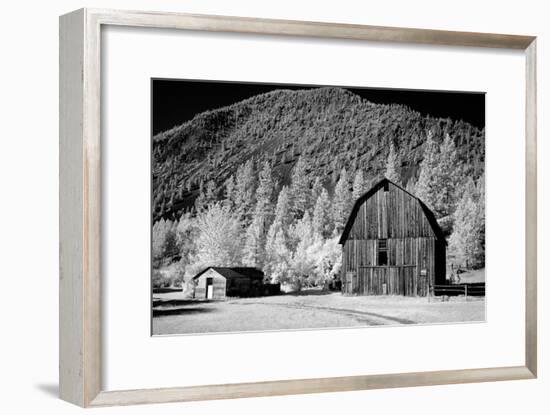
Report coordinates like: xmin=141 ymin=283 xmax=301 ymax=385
xmin=338 ymin=178 xmax=446 ymax=244
xmin=192 ymin=267 xmax=264 ymax=280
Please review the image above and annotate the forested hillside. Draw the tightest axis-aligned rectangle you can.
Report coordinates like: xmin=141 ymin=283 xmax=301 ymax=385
xmin=152 ymin=87 xmax=485 ymax=288
xmin=153 ymin=87 xmax=484 ymax=222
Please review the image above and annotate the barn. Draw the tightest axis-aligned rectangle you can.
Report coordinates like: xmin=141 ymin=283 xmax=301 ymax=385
xmin=192 ymin=267 xmax=265 ymax=299
xmin=339 ymin=178 xmax=446 ymax=296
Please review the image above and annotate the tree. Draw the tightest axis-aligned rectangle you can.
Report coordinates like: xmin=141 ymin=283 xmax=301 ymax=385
xmin=242 ymin=220 xmax=262 ymax=267
xmin=266 ymin=229 xmax=291 ymax=284
xmin=266 ymin=186 xmax=291 ymax=243
xmin=288 ymin=232 xmax=315 ymax=290
xmin=175 ymin=212 xmax=198 ymax=269
xmin=456 ymin=175 xmax=476 ymax=202
xmin=385 ymin=140 xmax=400 ymax=183
xmin=264 ymin=187 xmax=292 ymax=279
xmin=234 ymin=160 xmax=256 ymax=226
xmin=289 ymin=156 xmax=310 ymax=219
xmin=309 ymin=237 xmax=342 ymax=286
xmin=432 ymin=133 xmax=459 ymax=217
xmin=278 ymin=211 xmax=316 ymax=289
xmin=191 ymin=203 xmax=243 ymax=272
xmin=254 ymin=160 xmax=275 ymax=224
xmin=152 ymin=219 xmax=167 ymax=262
xmin=448 ymin=194 xmax=477 ymax=268
xmin=312 ymin=188 xmax=332 ymax=239
xmin=415 ymin=131 xmax=439 ymax=212
xmin=352 ymin=169 xmax=366 ymax=202
xmin=332 ymin=167 xmax=351 ymax=236
xmin=473 ymin=174 xmax=485 ymax=266
xmin=194 ymin=181 xmax=206 ymax=212
xmin=152 ymin=218 xmax=178 ymax=267
xmin=292 ymin=233 xmax=343 ymax=289
xmin=243 ymin=161 xmax=275 ymax=267
xmin=289 ymin=211 xmax=313 ymax=251
xmin=203 ymin=180 xmax=218 ymax=208
xmin=310 ymin=177 xmax=324 ymax=213
xmin=448 ymin=176 xmax=485 ymax=269
xmin=223 ymin=175 xmax=236 ymax=209
xmin=416 ymin=132 xmax=461 ymax=218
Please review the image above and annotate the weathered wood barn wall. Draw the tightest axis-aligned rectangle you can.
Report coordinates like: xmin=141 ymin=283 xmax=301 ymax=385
xmin=193 ymin=267 xmax=264 ymax=299
xmin=339 ymin=179 xmax=446 ymax=296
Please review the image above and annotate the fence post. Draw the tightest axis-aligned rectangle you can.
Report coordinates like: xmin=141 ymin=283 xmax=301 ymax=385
xmin=464 ymin=284 xmax=468 ymax=298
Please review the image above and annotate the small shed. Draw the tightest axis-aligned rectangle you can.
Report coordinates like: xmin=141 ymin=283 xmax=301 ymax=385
xmin=339 ymin=178 xmax=446 ymax=296
xmin=192 ymin=267 xmax=264 ymax=299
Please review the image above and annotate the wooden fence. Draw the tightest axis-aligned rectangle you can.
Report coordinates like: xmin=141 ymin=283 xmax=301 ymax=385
xmin=433 ymin=282 xmax=485 ymax=297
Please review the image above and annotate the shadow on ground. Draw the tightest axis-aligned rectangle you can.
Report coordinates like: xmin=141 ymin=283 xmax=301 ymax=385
xmin=35 ymin=383 xmax=58 ymax=398
xmin=152 ymin=298 xmax=197 ymax=307
xmin=152 ymin=287 xmax=183 ymax=294
xmin=152 ymin=306 xmax=214 ymax=317
xmin=286 ymin=289 xmax=334 ymax=297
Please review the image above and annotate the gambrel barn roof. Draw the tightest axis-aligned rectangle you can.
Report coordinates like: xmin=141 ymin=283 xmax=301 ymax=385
xmin=192 ymin=267 xmax=264 ymax=281
xmin=338 ymin=178 xmax=446 ymax=245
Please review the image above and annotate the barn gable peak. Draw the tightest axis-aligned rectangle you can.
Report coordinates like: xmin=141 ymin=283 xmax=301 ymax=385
xmin=338 ymin=177 xmax=445 ymax=244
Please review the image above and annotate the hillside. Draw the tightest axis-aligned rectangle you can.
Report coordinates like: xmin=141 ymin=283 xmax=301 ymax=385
xmin=152 ymin=87 xmax=484 ymax=222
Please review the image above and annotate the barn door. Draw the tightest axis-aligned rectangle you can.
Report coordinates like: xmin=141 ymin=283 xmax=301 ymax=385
xmin=372 ymin=268 xmax=387 ymax=295
xmin=386 ymin=266 xmax=416 ymax=296
xmin=345 ymin=272 xmax=355 ymax=294
xmin=206 ymin=277 xmax=213 ymax=299
xmin=358 ymin=267 xmax=384 ymax=295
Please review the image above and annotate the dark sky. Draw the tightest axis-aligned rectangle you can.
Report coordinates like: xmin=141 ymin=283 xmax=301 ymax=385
xmin=152 ymin=78 xmax=485 ymax=135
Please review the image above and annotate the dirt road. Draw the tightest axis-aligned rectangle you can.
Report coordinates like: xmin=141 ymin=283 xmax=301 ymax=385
xmin=152 ymin=290 xmax=485 ymax=335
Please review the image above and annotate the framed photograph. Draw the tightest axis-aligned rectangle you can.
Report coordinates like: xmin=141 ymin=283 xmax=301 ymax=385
xmin=60 ymin=8 xmax=537 ymax=407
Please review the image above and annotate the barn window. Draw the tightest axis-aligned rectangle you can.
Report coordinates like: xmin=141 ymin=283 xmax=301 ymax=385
xmin=378 ymin=239 xmax=388 ymax=266
xmin=383 ymin=182 xmax=389 ymax=192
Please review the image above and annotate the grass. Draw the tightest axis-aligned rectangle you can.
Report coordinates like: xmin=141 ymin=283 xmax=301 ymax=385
xmin=152 ymin=289 xmax=485 ymax=335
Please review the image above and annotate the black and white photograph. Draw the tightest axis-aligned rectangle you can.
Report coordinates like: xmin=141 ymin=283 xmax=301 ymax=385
xmin=1 ymin=1 xmax=544 ymax=413
xmin=151 ymin=79 xmax=486 ymax=335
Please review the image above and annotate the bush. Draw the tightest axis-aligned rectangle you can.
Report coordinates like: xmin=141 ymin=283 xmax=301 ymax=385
xmin=152 ymin=270 xmax=172 ymax=289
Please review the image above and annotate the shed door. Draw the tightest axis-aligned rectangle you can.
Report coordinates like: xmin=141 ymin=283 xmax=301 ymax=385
xmin=206 ymin=277 xmax=214 ymax=299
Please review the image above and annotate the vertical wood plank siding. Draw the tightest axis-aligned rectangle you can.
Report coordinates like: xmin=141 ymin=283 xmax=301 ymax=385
xmin=348 ymin=183 xmax=435 ymax=239
xmin=341 ymin=181 xmax=445 ymax=296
